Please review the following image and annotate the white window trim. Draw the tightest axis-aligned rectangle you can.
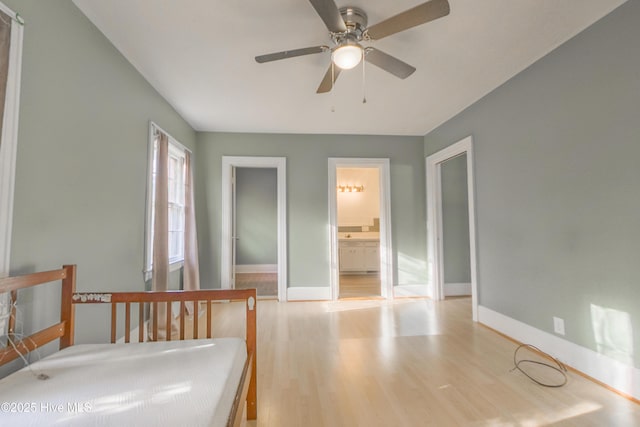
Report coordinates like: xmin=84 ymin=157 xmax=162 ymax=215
xmin=0 ymin=3 xmax=24 ymax=278
xmin=143 ymin=122 xmax=191 ymax=281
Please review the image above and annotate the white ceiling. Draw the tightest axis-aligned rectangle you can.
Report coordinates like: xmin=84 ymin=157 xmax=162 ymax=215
xmin=72 ymin=0 xmax=625 ymax=136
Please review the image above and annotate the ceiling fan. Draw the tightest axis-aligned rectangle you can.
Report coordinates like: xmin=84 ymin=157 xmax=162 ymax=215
xmin=255 ymin=0 xmax=450 ymax=93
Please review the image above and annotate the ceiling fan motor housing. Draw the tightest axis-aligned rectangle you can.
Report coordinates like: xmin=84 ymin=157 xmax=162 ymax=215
xmin=333 ymin=7 xmax=368 ymax=44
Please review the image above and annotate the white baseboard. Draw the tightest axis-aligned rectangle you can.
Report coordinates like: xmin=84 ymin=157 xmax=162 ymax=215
xmin=235 ymin=264 xmax=277 ymax=274
xmin=394 ymin=284 xmax=429 ymax=297
xmin=444 ymin=282 xmax=471 ymax=296
xmin=287 ymin=286 xmax=331 ymax=301
xmin=478 ymin=305 xmax=640 ymax=400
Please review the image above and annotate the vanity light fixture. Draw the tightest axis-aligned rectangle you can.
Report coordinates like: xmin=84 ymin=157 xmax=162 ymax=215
xmin=337 ymin=185 xmax=364 ymax=193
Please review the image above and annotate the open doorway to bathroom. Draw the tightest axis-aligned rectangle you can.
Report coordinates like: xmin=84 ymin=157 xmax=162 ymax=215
xmin=329 ymin=158 xmax=393 ymax=301
xmin=336 ymin=167 xmax=382 ymax=299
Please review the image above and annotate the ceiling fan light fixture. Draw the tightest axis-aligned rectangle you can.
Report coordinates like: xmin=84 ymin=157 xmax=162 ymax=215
xmin=332 ymin=43 xmax=362 ymax=70
xmin=255 ymin=0 xmax=451 ymax=93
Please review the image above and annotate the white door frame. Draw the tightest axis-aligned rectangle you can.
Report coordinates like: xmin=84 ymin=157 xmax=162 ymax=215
xmin=426 ymin=136 xmax=479 ymax=321
xmin=328 ymin=158 xmax=393 ymax=300
xmin=221 ymin=156 xmax=287 ymax=301
xmin=0 ymin=3 xmax=23 ymax=278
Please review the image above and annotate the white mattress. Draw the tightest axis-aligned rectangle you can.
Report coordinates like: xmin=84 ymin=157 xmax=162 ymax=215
xmin=0 ymin=338 xmax=247 ymax=426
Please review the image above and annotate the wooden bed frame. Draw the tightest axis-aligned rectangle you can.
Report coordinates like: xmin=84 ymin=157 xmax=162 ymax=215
xmin=0 ymin=264 xmax=257 ymax=427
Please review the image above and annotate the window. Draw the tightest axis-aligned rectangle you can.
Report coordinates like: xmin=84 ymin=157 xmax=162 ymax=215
xmin=144 ymin=123 xmax=187 ymax=279
xmin=166 ymin=143 xmax=186 ymax=262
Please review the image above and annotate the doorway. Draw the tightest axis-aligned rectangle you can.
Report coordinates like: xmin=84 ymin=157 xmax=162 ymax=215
xmin=328 ymin=158 xmax=393 ymax=301
xmin=233 ymin=167 xmax=278 ymax=298
xmin=336 ymin=167 xmax=381 ymax=299
xmin=440 ymin=154 xmax=472 ymax=297
xmin=426 ymin=136 xmax=478 ymax=321
xmin=221 ymin=157 xmax=287 ymax=301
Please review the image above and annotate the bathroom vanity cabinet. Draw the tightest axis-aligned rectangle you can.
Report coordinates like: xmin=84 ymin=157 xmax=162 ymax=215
xmin=338 ymin=233 xmax=380 ymax=273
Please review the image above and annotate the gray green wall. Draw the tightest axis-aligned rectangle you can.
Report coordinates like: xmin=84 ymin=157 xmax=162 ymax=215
xmin=195 ymin=132 xmax=426 ymax=289
xmin=235 ymin=167 xmax=277 ymax=265
xmin=5 ymin=0 xmax=195 ymax=355
xmin=441 ymin=154 xmax=471 ymax=284
xmin=424 ymin=0 xmax=639 ymax=367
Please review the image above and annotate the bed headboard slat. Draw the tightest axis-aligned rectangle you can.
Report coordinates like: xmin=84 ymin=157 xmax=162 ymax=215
xmin=110 ymin=304 xmax=117 ymax=343
xmin=165 ymin=302 xmax=172 ymax=342
xmin=124 ymin=302 xmax=131 ymax=343
xmin=179 ymin=301 xmax=186 ymax=340
xmin=0 ymin=268 xmax=67 ymax=292
xmin=138 ymin=303 xmax=144 ymax=342
xmin=0 ymin=322 xmax=65 ymax=365
xmin=59 ymin=265 xmax=77 ymax=349
xmin=7 ymin=290 xmax=17 ymax=337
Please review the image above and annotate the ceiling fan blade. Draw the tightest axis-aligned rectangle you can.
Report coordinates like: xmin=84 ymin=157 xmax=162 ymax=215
xmin=366 ymin=0 xmax=450 ymax=41
xmin=316 ymin=64 xmax=342 ymax=93
xmin=255 ymin=46 xmax=329 ymax=63
xmin=308 ymin=0 xmax=347 ymax=33
xmin=365 ymin=49 xmax=416 ymax=79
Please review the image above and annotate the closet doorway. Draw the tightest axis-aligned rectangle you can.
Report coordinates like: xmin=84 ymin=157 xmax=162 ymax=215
xmin=426 ymin=136 xmax=478 ymax=321
xmin=328 ymin=158 xmax=393 ymax=300
xmin=439 ymin=153 xmax=472 ymax=299
xmin=233 ymin=167 xmax=278 ymax=298
xmin=221 ymin=157 xmax=287 ymax=301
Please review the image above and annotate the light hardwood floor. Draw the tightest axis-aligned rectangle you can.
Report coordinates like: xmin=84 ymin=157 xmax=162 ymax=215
xmin=236 ymin=273 xmax=278 ymax=297
xmin=201 ymin=297 xmax=639 ymax=426
xmin=339 ymin=274 xmax=381 ymax=299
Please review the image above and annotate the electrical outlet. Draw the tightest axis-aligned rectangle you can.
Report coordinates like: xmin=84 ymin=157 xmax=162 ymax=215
xmin=553 ymin=317 xmax=565 ymax=335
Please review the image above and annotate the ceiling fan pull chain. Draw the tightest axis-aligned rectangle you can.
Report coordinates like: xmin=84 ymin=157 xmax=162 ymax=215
xmin=331 ymin=62 xmax=336 ymax=112
xmin=331 ymin=61 xmax=334 ymax=91
xmin=362 ymin=54 xmax=367 ymax=104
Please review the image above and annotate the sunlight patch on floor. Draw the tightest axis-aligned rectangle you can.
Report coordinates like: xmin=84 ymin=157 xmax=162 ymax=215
xmin=523 ymin=400 xmax=602 ymax=426
xmin=324 ymin=298 xmax=418 ymax=313
xmin=478 ymin=400 xmax=602 ymax=427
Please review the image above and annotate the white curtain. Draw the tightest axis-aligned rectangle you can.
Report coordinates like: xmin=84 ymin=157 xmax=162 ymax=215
xmin=183 ymin=151 xmax=200 ymax=314
xmin=149 ymin=131 xmax=178 ymax=340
